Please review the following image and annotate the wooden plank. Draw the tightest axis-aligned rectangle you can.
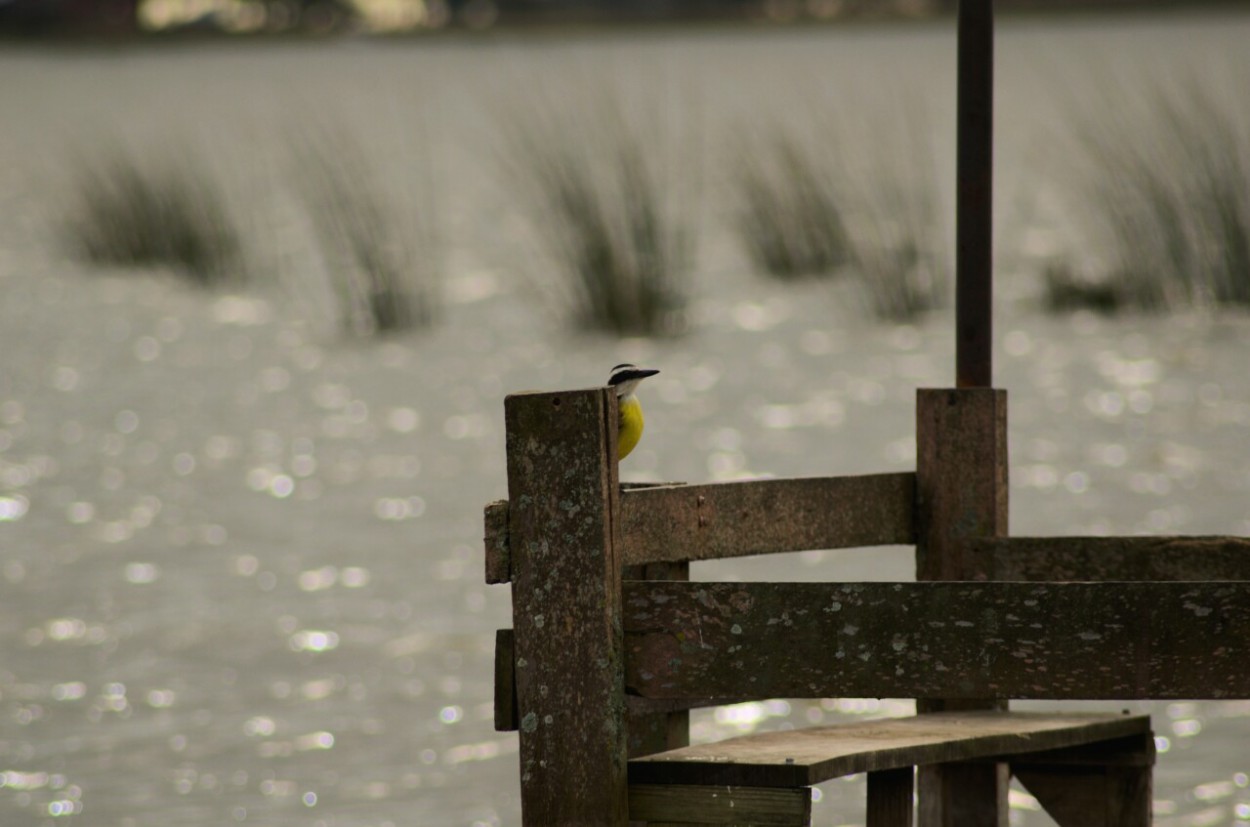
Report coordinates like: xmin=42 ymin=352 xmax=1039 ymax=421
xmin=867 ymin=767 xmax=914 ymax=827
xmin=483 ymin=500 xmax=509 ymax=584
xmin=622 ymin=580 xmax=1250 ymax=700
xmin=627 ymin=712 xmax=1148 ymax=788
xmin=494 ymin=628 xmax=517 ymax=732
xmin=505 ymin=388 xmax=628 ymax=826
xmin=619 ymin=473 xmax=916 ymax=566
xmin=915 ymin=389 xmax=1008 ymax=827
xmin=484 ymin=473 xmax=916 ymax=581
xmin=967 ymin=535 xmax=1250 ymax=582
xmin=628 ymin=784 xmax=811 ymax=825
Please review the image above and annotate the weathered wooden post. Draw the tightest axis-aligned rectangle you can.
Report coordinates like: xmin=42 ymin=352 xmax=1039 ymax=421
xmin=915 ymin=387 xmax=1009 ymax=827
xmin=504 ymin=388 xmax=629 ymax=826
xmin=916 ymin=0 xmax=1003 ymax=822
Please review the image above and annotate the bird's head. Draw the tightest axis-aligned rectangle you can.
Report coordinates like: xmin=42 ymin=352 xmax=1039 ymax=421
xmin=608 ymin=363 xmax=659 ymax=398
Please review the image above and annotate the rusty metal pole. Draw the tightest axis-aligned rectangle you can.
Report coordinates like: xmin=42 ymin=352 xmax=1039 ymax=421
xmin=956 ymin=0 xmax=994 ymax=388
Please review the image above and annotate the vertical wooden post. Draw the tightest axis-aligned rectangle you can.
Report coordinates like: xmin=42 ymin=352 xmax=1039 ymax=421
xmin=915 ymin=388 xmax=1007 ymax=581
xmin=915 ymin=387 xmax=1009 ymax=827
xmin=505 ymin=388 xmax=628 ymax=826
xmin=868 ymin=767 xmax=915 ymax=827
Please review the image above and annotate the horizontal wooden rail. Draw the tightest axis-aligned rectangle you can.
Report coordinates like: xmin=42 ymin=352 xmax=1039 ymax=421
xmin=967 ymin=535 xmax=1250 ymax=581
xmin=485 ymin=472 xmax=916 ymax=584
xmin=620 ymin=473 xmax=916 ymax=566
xmin=623 ymin=580 xmax=1250 ymax=700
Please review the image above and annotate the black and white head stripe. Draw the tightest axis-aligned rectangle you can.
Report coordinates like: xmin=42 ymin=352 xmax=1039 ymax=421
xmin=608 ymin=364 xmax=659 ymax=392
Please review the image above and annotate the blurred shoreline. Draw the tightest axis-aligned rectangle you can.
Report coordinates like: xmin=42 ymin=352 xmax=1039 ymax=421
xmin=2 ymin=0 xmax=1248 ymax=42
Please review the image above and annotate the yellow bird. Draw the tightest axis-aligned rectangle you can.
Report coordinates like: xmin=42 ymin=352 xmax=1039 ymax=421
xmin=608 ymin=363 xmax=659 ymax=461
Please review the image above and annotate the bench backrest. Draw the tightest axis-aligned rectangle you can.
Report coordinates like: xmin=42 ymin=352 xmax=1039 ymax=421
xmin=489 ymin=384 xmax=1250 ymax=822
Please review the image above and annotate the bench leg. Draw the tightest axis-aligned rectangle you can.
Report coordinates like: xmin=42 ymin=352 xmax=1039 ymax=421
xmin=1011 ymin=733 xmax=1155 ymax=827
xmin=918 ymin=762 xmax=1009 ymax=827
xmin=868 ymin=767 xmax=914 ymax=827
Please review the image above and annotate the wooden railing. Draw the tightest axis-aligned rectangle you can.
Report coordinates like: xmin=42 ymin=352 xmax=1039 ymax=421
xmin=484 ymin=384 xmax=1250 ymax=826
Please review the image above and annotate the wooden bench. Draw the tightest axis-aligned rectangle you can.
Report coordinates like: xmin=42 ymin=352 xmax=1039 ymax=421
xmin=484 ymin=385 xmax=1250 ymax=826
xmin=628 ymin=711 xmax=1152 ymax=826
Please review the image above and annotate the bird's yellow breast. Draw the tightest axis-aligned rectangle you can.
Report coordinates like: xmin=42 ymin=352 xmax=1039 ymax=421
xmin=618 ymin=395 xmax=645 ymax=460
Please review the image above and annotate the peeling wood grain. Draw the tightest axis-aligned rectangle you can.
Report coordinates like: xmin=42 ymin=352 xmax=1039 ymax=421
xmin=627 ymin=711 xmax=1149 ymax=788
xmin=623 ymin=581 xmax=1250 ymax=700
xmin=967 ymin=536 xmax=1250 ymax=582
xmin=620 ymin=473 xmax=916 ymax=566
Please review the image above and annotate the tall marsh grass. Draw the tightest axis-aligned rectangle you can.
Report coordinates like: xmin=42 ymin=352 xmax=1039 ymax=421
xmin=1053 ymin=78 xmax=1250 ymax=312
xmin=734 ymin=131 xmax=850 ymax=279
xmin=504 ymin=95 xmax=694 ymax=337
xmin=63 ymin=150 xmax=242 ymax=286
xmin=290 ymin=127 xmax=438 ymax=336
xmin=732 ymin=109 xmax=949 ymax=321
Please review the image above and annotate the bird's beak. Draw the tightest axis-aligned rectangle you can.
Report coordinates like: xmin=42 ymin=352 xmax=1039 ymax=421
xmin=638 ymin=369 xmax=660 ymax=378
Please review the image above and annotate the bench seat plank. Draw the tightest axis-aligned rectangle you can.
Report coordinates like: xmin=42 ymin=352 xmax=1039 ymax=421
xmin=628 ymin=711 xmax=1149 ymax=788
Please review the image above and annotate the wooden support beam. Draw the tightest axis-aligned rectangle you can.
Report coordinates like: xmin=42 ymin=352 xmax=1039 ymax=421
xmin=915 ymin=387 xmax=1008 ymax=826
xmin=967 ymin=535 xmax=1250 ymax=582
xmin=505 ymin=388 xmax=628 ymax=826
xmin=628 ymin=784 xmax=811 ymax=825
xmin=493 ymin=628 xmax=516 ymax=732
xmin=622 ymin=580 xmax=1250 ymax=700
xmin=484 ymin=500 xmax=509 ymax=584
xmin=868 ymin=767 xmax=915 ymax=827
xmin=915 ymin=388 xmax=1007 ymax=580
xmin=922 ymin=762 xmax=1006 ymax=827
xmin=1012 ymin=733 xmax=1155 ymax=827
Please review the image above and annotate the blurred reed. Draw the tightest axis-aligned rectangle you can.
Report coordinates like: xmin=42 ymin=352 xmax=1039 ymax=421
xmin=733 ymin=106 xmax=949 ymax=322
xmin=1050 ymin=77 xmax=1250 ymax=313
xmin=733 ymin=130 xmax=851 ymax=279
xmin=62 ymin=149 xmax=243 ymax=286
xmin=503 ymin=92 xmax=694 ymax=337
xmin=290 ymin=125 xmax=438 ymax=336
